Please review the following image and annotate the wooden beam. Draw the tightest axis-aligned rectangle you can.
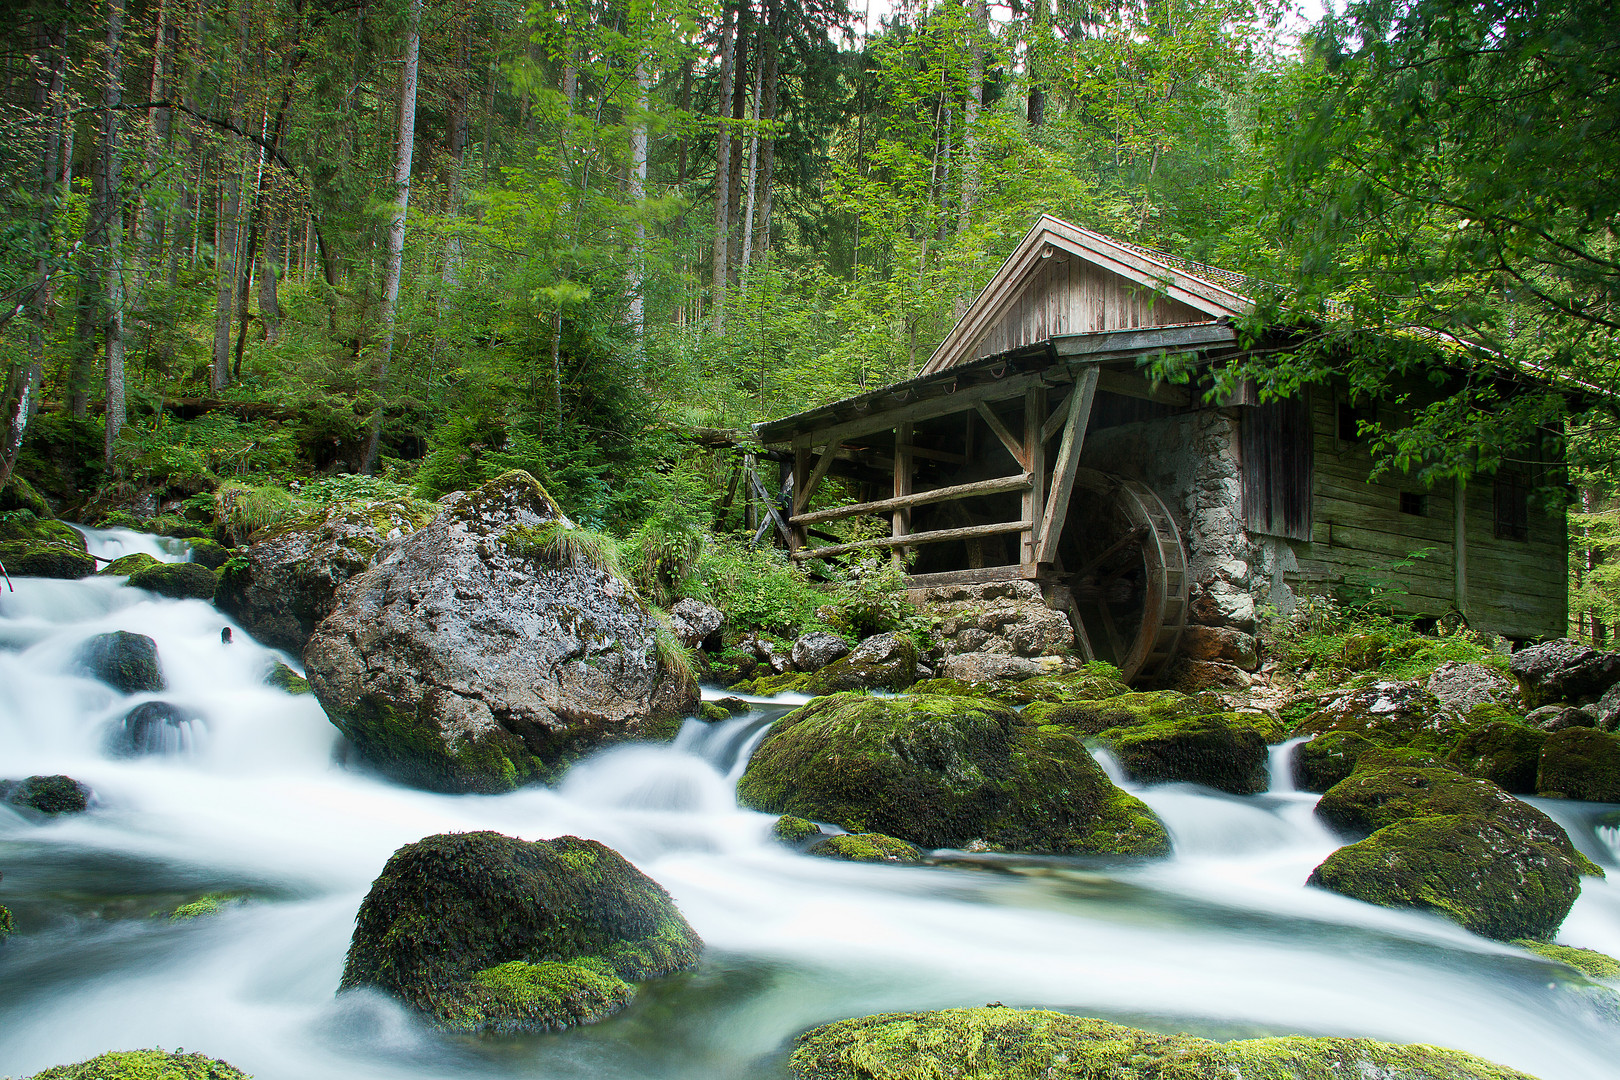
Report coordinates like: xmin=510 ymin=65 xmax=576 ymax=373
xmin=1094 ymin=368 xmax=1189 ymax=406
xmin=1036 ymin=366 xmax=1100 ymax=564
xmin=791 ymin=473 xmax=1034 ymax=526
xmin=793 ymin=444 xmax=835 ymax=515
xmin=901 ymin=444 xmax=967 ymax=464
xmin=791 ymin=368 xmax=1051 ymax=448
xmin=792 ymin=519 xmax=1032 ymax=561
xmin=893 ymin=422 xmax=913 ymax=564
xmin=1041 ymin=387 xmax=1071 ymax=443
xmin=976 ymin=401 xmax=1027 ymax=468
xmin=1022 ymin=387 xmax=1046 ymax=567
xmin=748 ymin=467 xmax=794 ymax=548
xmin=904 ymin=564 xmax=1036 ymax=589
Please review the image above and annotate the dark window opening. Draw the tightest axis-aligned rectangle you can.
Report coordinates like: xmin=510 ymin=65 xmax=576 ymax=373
xmin=1242 ymin=391 xmax=1314 ymax=541
xmin=1337 ymin=400 xmax=1368 ymax=442
xmin=1399 ymin=491 xmax=1426 ymax=516
xmin=1495 ymin=472 xmax=1529 ymax=541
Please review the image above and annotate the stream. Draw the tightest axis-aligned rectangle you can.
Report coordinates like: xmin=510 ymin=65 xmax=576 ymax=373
xmin=2 ymin=527 xmax=1619 ymax=1079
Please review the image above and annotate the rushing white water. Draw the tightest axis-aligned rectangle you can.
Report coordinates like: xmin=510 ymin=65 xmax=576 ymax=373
xmin=2 ymin=542 xmax=1619 ymax=1080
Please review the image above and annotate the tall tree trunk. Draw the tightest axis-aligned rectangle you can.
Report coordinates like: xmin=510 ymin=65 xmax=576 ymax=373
xmin=361 ymin=0 xmax=422 ymax=474
xmin=103 ymin=0 xmax=128 ymax=465
xmin=959 ymin=0 xmax=984 ymax=229
xmin=739 ymin=50 xmax=763 ymax=273
xmin=258 ymin=213 xmax=282 ymax=343
xmin=1027 ymin=0 xmax=1047 ymax=128
xmin=2 ymin=22 xmax=68 ymax=492
xmin=69 ymin=149 xmax=102 ymax=422
xmin=442 ymin=21 xmax=470 ymax=290
xmin=754 ymin=3 xmax=778 ymax=265
xmin=132 ymin=0 xmax=170 ymax=295
xmin=628 ymin=57 xmax=650 ymax=353
xmin=726 ymin=19 xmax=749 ymax=277
xmin=710 ymin=2 xmax=736 ymax=333
xmin=209 ymin=148 xmax=243 ymax=392
xmin=233 ymin=91 xmax=292 ymax=379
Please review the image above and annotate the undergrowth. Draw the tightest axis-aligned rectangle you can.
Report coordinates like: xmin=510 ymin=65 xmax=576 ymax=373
xmin=1265 ymin=594 xmax=1506 ymax=691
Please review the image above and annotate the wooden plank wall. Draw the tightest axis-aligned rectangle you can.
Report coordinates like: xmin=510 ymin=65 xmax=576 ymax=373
xmin=1461 ymin=478 xmax=1567 ymax=638
xmin=970 ymin=256 xmax=1210 ymax=360
xmin=1284 ymin=392 xmax=1566 ymax=638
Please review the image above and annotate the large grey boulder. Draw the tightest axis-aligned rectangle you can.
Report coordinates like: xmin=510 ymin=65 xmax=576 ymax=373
xmin=1426 ymin=661 xmax=1515 ymax=713
xmin=215 ymin=497 xmax=437 ymax=654
xmin=1509 ymin=639 xmax=1620 ymax=708
xmin=1596 ymin=682 xmax=1620 ymax=732
xmin=304 ymin=472 xmax=697 ymax=793
xmin=792 ymin=630 xmax=849 ymax=672
xmin=669 ymin=598 xmax=723 ymax=650
xmin=919 ymin=581 xmax=1074 ymax=660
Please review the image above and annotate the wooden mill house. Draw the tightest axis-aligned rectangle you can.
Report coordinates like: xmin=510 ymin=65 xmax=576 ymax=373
xmin=752 ymin=216 xmax=1568 ymax=684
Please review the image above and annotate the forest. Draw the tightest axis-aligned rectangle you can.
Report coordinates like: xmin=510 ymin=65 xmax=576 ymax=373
xmin=0 ymin=0 xmax=1616 ymax=636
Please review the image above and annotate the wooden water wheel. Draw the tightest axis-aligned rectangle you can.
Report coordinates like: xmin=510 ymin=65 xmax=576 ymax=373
xmin=1053 ymin=469 xmax=1189 ymax=683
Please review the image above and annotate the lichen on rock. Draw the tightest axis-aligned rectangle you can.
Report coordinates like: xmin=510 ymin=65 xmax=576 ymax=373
xmin=304 ymin=471 xmax=697 ymax=793
xmin=339 ymin=830 xmax=701 ymax=1035
xmin=1537 ymin=728 xmax=1620 ymax=802
xmin=789 ymin=1006 xmax=1536 ymax=1080
xmin=735 ymin=692 xmax=1169 ymax=857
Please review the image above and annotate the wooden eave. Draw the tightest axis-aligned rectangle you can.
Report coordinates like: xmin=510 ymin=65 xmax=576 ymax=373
xmin=752 ymin=321 xmax=1239 ymax=447
xmin=919 ymin=215 xmax=1253 ymax=377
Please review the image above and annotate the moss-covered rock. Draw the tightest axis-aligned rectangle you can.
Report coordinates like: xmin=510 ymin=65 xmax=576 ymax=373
xmin=264 ymin=660 xmax=310 ymax=695
xmin=1513 ymin=939 xmax=1620 ymax=979
xmin=789 ymin=1006 xmax=1537 ymax=1080
xmin=99 ymin=552 xmax=161 ymax=576
xmin=186 ymin=537 xmax=231 ymax=569
xmin=0 ymin=474 xmax=51 ymax=517
xmin=76 ymin=630 xmax=165 ymax=693
xmin=22 ymin=1050 xmax=250 ymax=1080
xmin=0 ymin=538 xmax=96 ymax=578
xmin=340 ymin=831 xmax=701 ymax=1034
xmin=1294 ymin=681 xmax=1473 ymax=752
xmin=1 ymin=774 xmax=92 ymax=815
xmin=1307 ymin=813 xmax=1581 ymax=941
xmin=1316 ymin=765 xmax=1573 ymax=848
xmin=730 ymin=672 xmax=811 ymax=696
xmin=0 ymin=511 xmax=84 ymax=550
xmin=772 ymin=815 xmax=824 ymax=846
xmin=806 ymin=832 xmax=923 ymax=863
xmin=127 ymin=560 xmax=218 ymax=601
xmin=1448 ymin=723 xmax=1548 ymax=794
xmin=171 ymin=894 xmax=231 ymax=920
xmin=736 ymin=693 xmax=1169 ymax=857
xmin=1022 ymin=691 xmax=1278 ymax=795
xmin=1537 ymin=728 xmax=1620 ymax=802
xmin=699 ymin=700 xmax=730 ymax=722
xmin=802 ymin=632 xmax=918 ymax=694
xmin=0 ymin=903 xmax=12 ymax=939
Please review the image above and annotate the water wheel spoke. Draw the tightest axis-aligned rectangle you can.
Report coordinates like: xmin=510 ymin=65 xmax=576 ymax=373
xmin=1071 ymin=525 xmax=1149 ymax=581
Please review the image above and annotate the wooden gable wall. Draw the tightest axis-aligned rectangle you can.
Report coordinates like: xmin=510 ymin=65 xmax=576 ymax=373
xmin=968 ymin=254 xmax=1212 ymax=362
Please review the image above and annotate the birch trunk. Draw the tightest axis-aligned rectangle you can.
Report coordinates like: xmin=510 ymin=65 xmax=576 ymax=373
xmin=361 ymin=0 xmax=422 ymax=474
xmin=628 ymin=57 xmax=650 ymax=351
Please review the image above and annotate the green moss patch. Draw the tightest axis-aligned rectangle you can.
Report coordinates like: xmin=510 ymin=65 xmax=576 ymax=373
xmin=789 ymin=1006 xmax=1536 ymax=1080
xmin=1512 ymin=940 xmax=1620 ymax=979
xmin=2 ymin=774 xmax=92 ymax=815
xmin=340 ymin=831 xmax=701 ymax=1035
xmin=0 ymin=539 xmax=96 ymax=578
xmin=772 ymin=815 xmax=824 ymax=846
xmin=1448 ymin=724 xmax=1547 ymax=794
xmin=806 ymin=833 xmax=922 ymax=863
xmin=23 ymin=1049 xmax=251 ymax=1080
xmin=170 ymin=894 xmax=233 ymax=920
xmin=100 ymin=552 xmax=162 ymax=576
xmin=264 ymin=660 xmax=310 ymax=695
xmin=127 ymin=561 xmax=218 ymax=601
xmin=736 ymin=693 xmax=1168 ymax=858
xmin=1537 ymin=728 xmax=1620 ymax=802
xmin=327 ymin=694 xmax=540 ymax=794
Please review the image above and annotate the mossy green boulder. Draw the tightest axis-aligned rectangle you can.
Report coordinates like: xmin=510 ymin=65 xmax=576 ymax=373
xmin=0 ymin=512 xmax=94 ymax=578
xmin=806 ymin=832 xmax=922 ymax=863
xmin=99 ymin=552 xmax=161 ymax=576
xmin=1 ymin=774 xmax=92 ymax=815
xmin=23 ymin=1050 xmax=250 ymax=1080
xmin=1536 ymin=728 xmax=1620 ymax=802
xmin=1289 ymin=681 xmax=1491 ymax=792
xmin=736 ymin=693 xmax=1169 ymax=857
xmin=76 ymin=630 xmax=165 ymax=693
xmin=186 ymin=537 xmax=231 ymax=569
xmin=1447 ymin=723 xmax=1548 ymax=794
xmin=772 ymin=815 xmax=824 ymax=845
xmin=340 ymin=831 xmax=701 ymax=1034
xmin=907 ymin=666 xmax=1128 ymax=709
xmin=1024 ymin=691 xmax=1279 ymax=795
xmin=802 ymin=632 xmax=918 ymax=694
xmin=1308 ymin=813 xmax=1582 ymax=941
xmin=264 ymin=660 xmax=310 ymax=695
xmin=1513 ymin=939 xmax=1620 ymax=979
xmin=127 ymin=560 xmax=218 ymax=601
xmin=789 ymin=1006 xmax=1537 ymax=1080
xmin=0 ymin=903 xmax=13 ymax=939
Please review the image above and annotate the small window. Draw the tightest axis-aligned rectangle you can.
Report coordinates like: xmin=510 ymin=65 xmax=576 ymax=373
xmin=1337 ymin=400 xmax=1368 ymax=442
xmin=1399 ymin=492 xmax=1426 ymax=516
xmin=1494 ymin=472 xmax=1529 ymax=541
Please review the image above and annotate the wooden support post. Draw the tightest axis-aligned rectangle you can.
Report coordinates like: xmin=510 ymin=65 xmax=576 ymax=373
xmin=976 ymin=401 xmax=1026 ymax=468
xmin=1022 ymin=387 xmax=1046 ymax=568
xmin=893 ymin=422 xmax=913 ymax=565
xmin=1036 ymin=366 xmax=1100 ymax=565
xmin=793 ymin=443 xmax=835 ymax=516
xmin=743 ymin=453 xmax=758 ymax=536
xmin=791 ymin=445 xmax=810 ymax=552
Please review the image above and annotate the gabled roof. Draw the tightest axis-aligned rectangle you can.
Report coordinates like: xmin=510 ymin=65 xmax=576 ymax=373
xmin=920 ymin=215 xmax=1254 ymax=375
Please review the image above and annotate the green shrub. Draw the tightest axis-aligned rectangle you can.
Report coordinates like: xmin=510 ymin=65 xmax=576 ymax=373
xmin=502 ymin=521 xmax=623 ymax=576
xmin=214 ymin=482 xmax=298 ymax=544
xmin=686 ymin=536 xmax=823 ymax=638
xmin=1264 ymin=594 xmax=1503 ymax=690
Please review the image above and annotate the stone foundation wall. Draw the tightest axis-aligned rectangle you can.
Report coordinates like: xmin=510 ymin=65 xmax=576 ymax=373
xmin=1080 ymin=408 xmax=1261 ymax=688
